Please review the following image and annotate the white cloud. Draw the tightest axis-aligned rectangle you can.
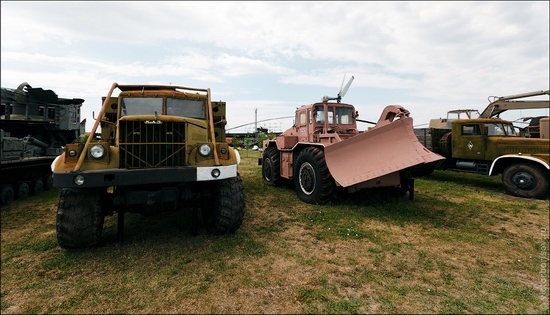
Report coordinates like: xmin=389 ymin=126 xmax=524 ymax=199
xmin=1 ymin=1 xmax=548 ymax=132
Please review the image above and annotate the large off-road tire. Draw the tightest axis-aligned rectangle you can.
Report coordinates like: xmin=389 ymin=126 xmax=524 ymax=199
xmin=1 ymin=185 xmax=15 ymax=205
xmin=202 ymin=175 xmax=245 ymax=234
xmin=262 ymin=146 xmax=281 ymax=186
xmin=56 ymin=188 xmax=105 ymax=249
xmin=16 ymin=182 xmax=29 ymax=200
xmin=293 ymin=147 xmax=336 ymax=204
xmin=502 ymin=163 xmax=549 ymax=199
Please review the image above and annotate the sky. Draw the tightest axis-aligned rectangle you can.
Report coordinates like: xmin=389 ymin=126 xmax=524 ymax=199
xmin=2 ymin=1 xmax=549 ymax=134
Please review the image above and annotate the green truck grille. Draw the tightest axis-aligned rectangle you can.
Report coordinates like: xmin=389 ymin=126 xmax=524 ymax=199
xmin=119 ymin=121 xmax=185 ymax=168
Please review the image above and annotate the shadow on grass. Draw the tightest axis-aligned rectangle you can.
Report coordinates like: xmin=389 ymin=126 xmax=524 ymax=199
xmin=419 ymin=170 xmax=504 ymax=194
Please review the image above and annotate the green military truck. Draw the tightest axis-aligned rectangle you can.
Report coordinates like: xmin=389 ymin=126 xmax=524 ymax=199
xmin=415 ymin=90 xmax=549 ymax=199
xmin=52 ymin=83 xmax=245 ymax=249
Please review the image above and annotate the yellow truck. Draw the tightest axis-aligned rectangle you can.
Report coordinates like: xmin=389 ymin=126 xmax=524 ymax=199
xmin=52 ymin=83 xmax=245 ymax=249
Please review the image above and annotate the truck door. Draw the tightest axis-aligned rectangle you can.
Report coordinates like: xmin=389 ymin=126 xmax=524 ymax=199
xmin=455 ymin=123 xmax=485 ymax=160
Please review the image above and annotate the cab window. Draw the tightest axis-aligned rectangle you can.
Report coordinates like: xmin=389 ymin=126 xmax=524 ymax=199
xmin=461 ymin=124 xmax=481 ymax=136
xmin=166 ymin=98 xmax=205 ymax=119
xmin=335 ymin=107 xmax=353 ymax=124
xmin=121 ymin=97 xmax=162 ymax=116
xmin=315 ymin=106 xmax=324 ymax=123
xmin=299 ymin=113 xmax=307 ymax=125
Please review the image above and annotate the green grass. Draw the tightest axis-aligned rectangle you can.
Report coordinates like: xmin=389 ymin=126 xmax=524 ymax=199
xmin=1 ymin=151 xmax=549 ymax=314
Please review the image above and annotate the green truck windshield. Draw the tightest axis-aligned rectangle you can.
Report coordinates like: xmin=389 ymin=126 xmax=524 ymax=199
xmin=487 ymin=123 xmax=517 ymax=137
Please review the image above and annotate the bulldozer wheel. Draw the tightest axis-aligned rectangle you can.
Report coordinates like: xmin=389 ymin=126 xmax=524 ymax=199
xmin=56 ymin=188 xmax=105 ymax=249
xmin=0 ymin=185 xmax=15 ymax=205
xmin=294 ymin=147 xmax=336 ymax=204
xmin=502 ymin=163 xmax=549 ymax=199
xmin=262 ymin=146 xmax=281 ymax=186
xmin=203 ymin=174 xmax=245 ymax=235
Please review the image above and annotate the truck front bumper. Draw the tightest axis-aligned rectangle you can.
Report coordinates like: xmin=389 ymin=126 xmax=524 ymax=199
xmin=53 ymin=164 xmax=237 ymax=188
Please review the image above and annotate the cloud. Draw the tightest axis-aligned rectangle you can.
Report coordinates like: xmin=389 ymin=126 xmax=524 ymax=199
xmin=1 ymin=1 xmax=548 ymax=132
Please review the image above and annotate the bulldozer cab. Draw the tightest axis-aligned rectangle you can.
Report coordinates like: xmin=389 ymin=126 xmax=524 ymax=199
xmin=292 ymin=102 xmax=358 ymax=144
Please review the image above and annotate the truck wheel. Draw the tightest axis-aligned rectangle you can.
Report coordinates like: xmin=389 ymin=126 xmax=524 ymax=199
xmin=203 ymin=175 xmax=245 ymax=234
xmin=56 ymin=188 xmax=105 ymax=249
xmin=44 ymin=174 xmax=54 ymax=190
xmin=293 ymin=147 xmax=336 ymax=204
xmin=16 ymin=182 xmax=30 ymax=200
xmin=502 ymin=163 xmax=549 ymax=199
xmin=1 ymin=185 xmax=15 ymax=205
xmin=31 ymin=178 xmax=44 ymax=195
xmin=262 ymin=147 xmax=281 ymax=186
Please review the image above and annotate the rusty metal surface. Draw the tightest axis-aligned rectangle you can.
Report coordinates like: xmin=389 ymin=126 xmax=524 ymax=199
xmin=324 ymin=116 xmax=445 ymax=188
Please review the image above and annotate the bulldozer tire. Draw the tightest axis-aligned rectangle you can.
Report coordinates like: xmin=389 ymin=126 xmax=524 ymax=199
xmin=203 ymin=175 xmax=245 ymax=235
xmin=502 ymin=163 xmax=549 ymax=199
xmin=294 ymin=147 xmax=336 ymax=204
xmin=1 ymin=185 xmax=15 ymax=205
xmin=56 ymin=188 xmax=105 ymax=249
xmin=16 ymin=182 xmax=30 ymax=200
xmin=262 ymin=146 xmax=281 ymax=186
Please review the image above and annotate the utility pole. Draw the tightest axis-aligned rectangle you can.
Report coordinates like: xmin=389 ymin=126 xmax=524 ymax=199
xmin=255 ymin=108 xmax=258 ymax=131
xmin=254 ymin=108 xmax=258 ymax=146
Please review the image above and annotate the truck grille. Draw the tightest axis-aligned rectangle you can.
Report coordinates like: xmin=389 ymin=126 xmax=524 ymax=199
xmin=119 ymin=121 xmax=185 ymax=168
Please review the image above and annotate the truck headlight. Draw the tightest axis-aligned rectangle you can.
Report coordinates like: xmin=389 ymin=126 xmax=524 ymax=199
xmin=89 ymin=144 xmax=106 ymax=159
xmin=199 ymin=144 xmax=212 ymax=157
xmin=68 ymin=150 xmax=77 ymax=157
xmin=74 ymin=175 xmax=85 ymax=186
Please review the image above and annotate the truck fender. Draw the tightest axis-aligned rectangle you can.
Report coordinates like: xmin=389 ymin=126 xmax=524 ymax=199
xmin=489 ymin=155 xmax=549 ymax=175
xmin=233 ymin=147 xmax=241 ymax=165
xmin=51 ymin=154 xmax=63 ymax=172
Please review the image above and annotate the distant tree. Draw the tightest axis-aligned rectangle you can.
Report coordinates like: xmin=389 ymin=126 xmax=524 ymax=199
xmin=232 ymin=136 xmax=243 ymax=148
xmin=243 ymin=133 xmax=254 ymax=150
xmin=257 ymin=131 xmax=267 ymax=150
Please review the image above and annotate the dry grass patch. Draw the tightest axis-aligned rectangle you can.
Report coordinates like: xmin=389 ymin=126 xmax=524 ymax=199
xmin=1 ymin=152 xmax=549 ymax=314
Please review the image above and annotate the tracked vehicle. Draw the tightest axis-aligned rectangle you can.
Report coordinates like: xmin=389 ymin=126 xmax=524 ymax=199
xmin=1 ymin=82 xmax=84 ymax=205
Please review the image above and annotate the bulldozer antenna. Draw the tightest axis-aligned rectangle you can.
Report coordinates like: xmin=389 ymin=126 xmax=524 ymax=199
xmin=338 ymin=75 xmax=354 ymax=102
xmin=322 ymin=74 xmax=355 ymax=103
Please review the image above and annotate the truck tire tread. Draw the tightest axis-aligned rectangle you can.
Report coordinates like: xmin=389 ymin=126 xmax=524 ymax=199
xmin=203 ymin=175 xmax=245 ymax=235
xmin=56 ymin=188 xmax=105 ymax=249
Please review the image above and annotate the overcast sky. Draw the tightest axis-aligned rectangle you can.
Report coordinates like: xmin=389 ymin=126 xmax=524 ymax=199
xmin=2 ymin=1 xmax=549 ymax=133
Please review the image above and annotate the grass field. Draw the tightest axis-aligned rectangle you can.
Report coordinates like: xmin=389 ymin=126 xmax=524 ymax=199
xmin=1 ymin=151 xmax=549 ymax=314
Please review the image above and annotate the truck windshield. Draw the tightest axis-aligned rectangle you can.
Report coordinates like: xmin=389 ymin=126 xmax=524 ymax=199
xmin=119 ymin=97 xmax=205 ymax=119
xmin=121 ymin=98 xmax=162 ymax=116
xmin=487 ymin=123 xmax=517 ymax=136
xmin=167 ymin=98 xmax=205 ymax=119
xmin=335 ymin=107 xmax=353 ymax=124
xmin=315 ymin=106 xmax=353 ymax=124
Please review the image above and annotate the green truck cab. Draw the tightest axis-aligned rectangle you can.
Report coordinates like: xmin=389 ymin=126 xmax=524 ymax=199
xmin=420 ymin=117 xmax=549 ymax=199
xmin=52 ymin=83 xmax=245 ymax=249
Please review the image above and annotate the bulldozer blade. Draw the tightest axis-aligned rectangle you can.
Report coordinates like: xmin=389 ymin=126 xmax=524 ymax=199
xmin=324 ymin=117 xmax=445 ymax=188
